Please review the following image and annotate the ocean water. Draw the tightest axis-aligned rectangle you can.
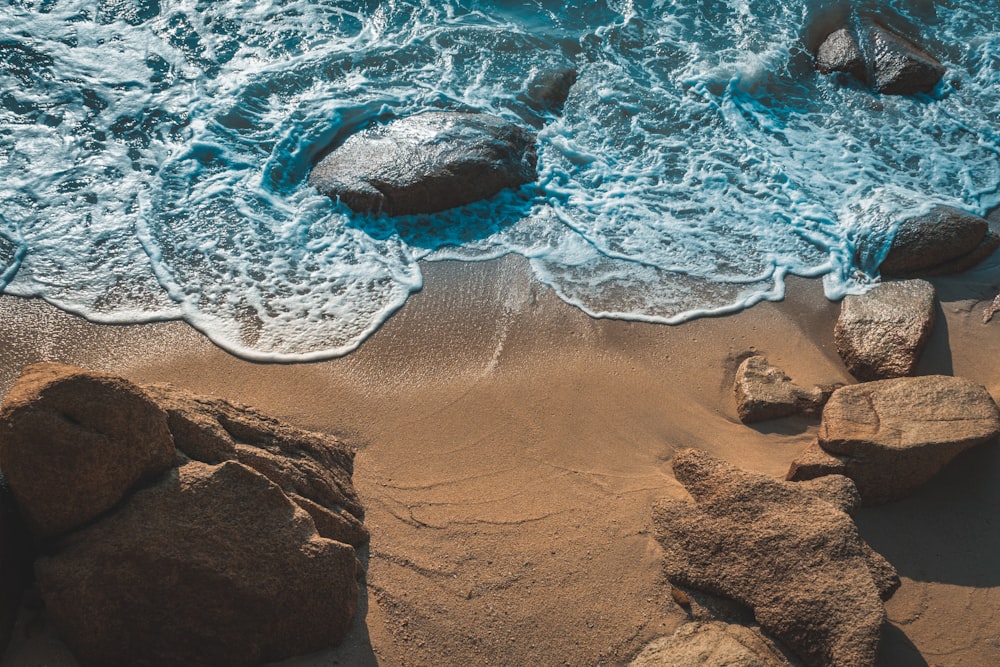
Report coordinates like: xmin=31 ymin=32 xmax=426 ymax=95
xmin=1 ymin=0 xmax=998 ymax=361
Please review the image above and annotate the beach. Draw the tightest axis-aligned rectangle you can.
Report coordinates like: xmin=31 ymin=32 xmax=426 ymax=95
xmin=2 ymin=253 xmax=999 ymax=666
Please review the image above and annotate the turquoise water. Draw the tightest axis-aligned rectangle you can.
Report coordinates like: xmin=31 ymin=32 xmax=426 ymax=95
xmin=1 ymin=0 xmax=998 ymax=360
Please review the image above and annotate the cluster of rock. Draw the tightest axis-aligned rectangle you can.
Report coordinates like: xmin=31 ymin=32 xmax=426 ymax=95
xmin=814 ymin=18 xmax=945 ymax=95
xmin=0 ymin=362 xmax=368 ymax=666
xmin=652 ymin=193 xmax=1000 ymax=664
xmin=653 ymin=450 xmax=898 ymax=667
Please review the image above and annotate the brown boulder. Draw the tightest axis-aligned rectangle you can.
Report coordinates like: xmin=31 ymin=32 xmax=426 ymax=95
xmin=629 ymin=621 xmax=796 ymax=667
xmin=880 ymin=206 xmax=993 ymax=277
xmin=734 ymin=356 xmax=835 ymax=423
xmin=834 ymin=280 xmax=935 ymax=381
xmin=654 ymin=449 xmax=898 ymax=667
xmin=790 ymin=376 xmax=1000 ymax=505
xmin=35 ymin=460 xmax=359 ymax=667
xmin=0 ymin=363 xmax=175 ymax=537
xmin=143 ymin=384 xmax=368 ymax=547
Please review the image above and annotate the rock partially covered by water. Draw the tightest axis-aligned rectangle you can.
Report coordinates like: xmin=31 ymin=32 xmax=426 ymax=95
xmin=654 ymin=449 xmax=898 ymax=667
xmin=0 ymin=363 xmax=175 ymax=537
xmin=815 ymin=28 xmax=866 ymax=80
xmin=734 ymin=355 xmax=835 ymax=423
xmin=861 ymin=20 xmax=946 ymax=95
xmin=880 ymin=206 xmax=999 ymax=277
xmin=834 ymin=280 xmax=936 ymax=381
xmin=790 ymin=376 xmax=1000 ymax=505
xmin=309 ymin=111 xmax=537 ymax=216
xmin=35 ymin=460 xmax=360 ymax=667
xmin=814 ymin=20 xmax=945 ymax=96
xmin=516 ymin=67 xmax=578 ymax=127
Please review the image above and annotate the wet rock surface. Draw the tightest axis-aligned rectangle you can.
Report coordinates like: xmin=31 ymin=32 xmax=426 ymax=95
xmin=834 ymin=280 xmax=936 ymax=381
xmin=790 ymin=375 xmax=1000 ymax=505
xmin=654 ymin=449 xmax=897 ymax=667
xmin=815 ymin=28 xmax=865 ymax=79
xmin=734 ymin=355 xmax=835 ymax=423
xmin=814 ymin=20 xmax=945 ymax=96
xmin=309 ymin=111 xmax=537 ymax=216
xmin=0 ymin=480 xmax=32 ymax=658
xmin=880 ymin=205 xmax=996 ymax=277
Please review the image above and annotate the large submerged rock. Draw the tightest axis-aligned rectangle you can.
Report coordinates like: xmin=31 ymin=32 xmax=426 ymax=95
xmin=0 ymin=363 xmax=175 ymax=537
xmin=0 ymin=363 xmax=367 ymax=666
xmin=880 ymin=205 xmax=998 ymax=277
xmin=814 ymin=20 xmax=945 ymax=96
xmin=309 ymin=111 xmax=537 ymax=216
xmin=789 ymin=376 xmax=1000 ymax=505
xmin=834 ymin=279 xmax=936 ymax=381
xmin=654 ymin=449 xmax=897 ymax=667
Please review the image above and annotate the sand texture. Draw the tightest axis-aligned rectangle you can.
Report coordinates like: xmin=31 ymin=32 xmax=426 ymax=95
xmin=1 ymin=253 xmax=1000 ymax=666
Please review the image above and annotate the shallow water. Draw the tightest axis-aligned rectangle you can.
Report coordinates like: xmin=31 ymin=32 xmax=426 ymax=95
xmin=1 ymin=0 xmax=998 ymax=360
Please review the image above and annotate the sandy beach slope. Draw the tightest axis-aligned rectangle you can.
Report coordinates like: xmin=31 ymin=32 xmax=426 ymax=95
xmin=1 ymin=253 xmax=999 ymax=666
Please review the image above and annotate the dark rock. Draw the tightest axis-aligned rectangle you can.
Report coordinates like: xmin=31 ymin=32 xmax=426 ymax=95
xmin=919 ymin=230 xmax=1000 ymax=276
xmin=792 ymin=376 xmax=1000 ymax=505
xmin=629 ymin=621 xmax=796 ymax=667
xmin=35 ymin=460 xmax=359 ymax=667
xmin=654 ymin=449 xmax=898 ymax=667
xmin=0 ymin=363 xmax=175 ymax=537
xmin=815 ymin=28 xmax=866 ymax=80
xmin=309 ymin=111 xmax=537 ymax=216
xmin=143 ymin=384 xmax=368 ymax=547
xmin=520 ymin=67 xmax=578 ymax=116
xmin=1 ymin=479 xmax=33 ymax=657
xmin=834 ymin=279 xmax=936 ymax=381
xmin=734 ymin=356 xmax=835 ymax=423
xmin=860 ymin=20 xmax=945 ymax=95
xmin=880 ymin=206 xmax=991 ymax=277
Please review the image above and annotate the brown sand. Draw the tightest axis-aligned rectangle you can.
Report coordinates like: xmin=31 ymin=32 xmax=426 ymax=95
xmin=1 ymin=254 xmax=999 ymax=666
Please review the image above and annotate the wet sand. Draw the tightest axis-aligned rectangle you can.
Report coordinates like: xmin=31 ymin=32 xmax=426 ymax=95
xmin=2 ymin=253 xmax=999 ymax=666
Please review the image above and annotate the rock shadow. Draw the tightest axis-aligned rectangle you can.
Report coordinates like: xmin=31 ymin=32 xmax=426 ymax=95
xmin=913 ymin=297 xmax=953 ymax=377
xmin=854 ymin=440 xmax=1000 ymax=587
xmin=876 ymin=623 xmax=929 ymax=667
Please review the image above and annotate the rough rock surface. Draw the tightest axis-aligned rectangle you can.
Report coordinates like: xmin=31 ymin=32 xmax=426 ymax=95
xmin=815 ymin=28 xmax=865 ymax=79
xmin=143 ymin=384 xmax=368 ymax=547
xmin=790 ymin=376 xmax=1000 ymax=505
xmin=309 ymin=111 xmax=537 ymax=215
xmin=880 ymin=206 xmax=995 ymax=277
xmin=834 ymin=280 xmax=936 ymax=381
xmin=629 ymin=621 xmax=794 ymax=667
xmin=0 ymin=363 xmax=175 ymax=537
xmin=35 ymin=460 xmax=359 ymax=667
xmin=1 ymin=480 xmax=32 ymax=657
xmin=654 ymin=449 xmax=898 ymax=667
xmin=519 ymin=67 xmax=578 ymax=123
xmin=734 ymin=355 xmax=834 ymax=422
xmin=861 ymin=20 xmax=945 ymax=95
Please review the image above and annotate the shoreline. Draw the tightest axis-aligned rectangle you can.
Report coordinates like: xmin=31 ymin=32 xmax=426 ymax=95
xmin=2 ymin=254 xmax=1000 ymax=666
